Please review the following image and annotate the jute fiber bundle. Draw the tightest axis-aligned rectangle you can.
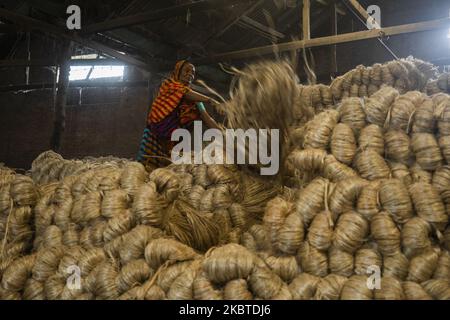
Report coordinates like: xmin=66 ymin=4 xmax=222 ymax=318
xmin=263 ymin=197 xmax=303 ymax=255
xmin=284 ymin=149 xmax=357 ymax=187
xmin=411 ymin=133 xmax=443 ymax=171
xmin=412 ymin=97 xmax=436 ymax=134
xmin=403 ymin=281 xmax=433 ymax=300
xmin=384 ymin=130 xmax=412 ymax=165
xmin=374 ymin=276 xmax=405 ymax=300
xmin=221 ymin=61 xmax=298 ymax=175
xmin=354 ymin=246 xmax=382 ymax=276
xmin=439 ymin=135 xmax=450 ymax=164
xmin=340 ymin=275 xmax=373 ymax=300
xmin=433 ymin=250 xmax=450 ymax=280
xmin=437 ymin=73 xmax=450 ymax=92
xmin=371 ymin=212 xmax=401 ymax=256
xmin=294 ymin=177 xmax=328 ymax=225
xmin=354 ymin=149 xmax=390 ymax=181
xmin=314 ymin=274 xmax=348 ymax=300
xmin=338 ymin=97 xmax=367 ymax=136
xmin=358 ymin=124 xmax=385 ymax=156
xmin=31 ymin=150 xmax=129 ymax=185
xmin=329 ymin=246 xmax=354 ymax=277
xmin=362 ymin=86 xmax=399 ymax=127
xmin=331 ymin=123 xmax=357 ymax=165
xmin=297 ymin=241 xmax=328 ymax=277
xmin=409 ymin=162 xmax=433 ymax=184
xmin=306 ymin=211 xmax=334 ymax=251
xmin=289 ymin=273 xmax=320 ymax=300
xmin=408 ymin=182 xmax=448 ymax=231
xmin=435 ymin=94 xmax=450 ymax=144
xmin=262 ymin=254 xmax=298 ymax=283
xmin=332 ymin=211 xmax=369 ymax=254
xmin=0 ymin=173 xmax=39 ymax=276
xmin=303 ymin=110 xmax=339 ymax=150
xmin=357 ymin=181 xmax=381 ymax=220
xmin=329 ymin=178 xmax=368 ymax=215
xmin=328 ymin=58 xmax=435 ymax=103
xmin=402 ymin=217 xmax=433 ymax=258
xmin=406 ymin=248 xmax=440 ymax=283
xmin=382 ymin=252 xmax=409 ymax=280
xmin=379 ymin=179 xmax=414 ymax=224
xmin=387 ymin=91 xmax=424 ymax=132
xmin=389 ymin=162 xmax=413 ymax=186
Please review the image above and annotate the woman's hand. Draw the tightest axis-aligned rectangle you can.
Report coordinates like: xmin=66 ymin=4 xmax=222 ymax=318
xmin=207 ymin=97 xmax=221 ymax=106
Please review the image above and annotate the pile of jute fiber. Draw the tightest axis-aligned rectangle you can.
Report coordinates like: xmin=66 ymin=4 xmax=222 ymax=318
xmin=0 ymin=59 xmax=449 ymax=300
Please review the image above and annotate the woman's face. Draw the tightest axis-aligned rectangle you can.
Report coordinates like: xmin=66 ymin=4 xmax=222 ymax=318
xmin=179 ymin=63 xmax=195 ymax=85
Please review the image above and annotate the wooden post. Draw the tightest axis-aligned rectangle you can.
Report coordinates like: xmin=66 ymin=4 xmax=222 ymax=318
xmin=302 ymin=0 xmax=311 ymax=40
xmin=51 ymin=41 xmax=72 ymax=152
xmin=330 ymin=1 xmax=338 ymax=78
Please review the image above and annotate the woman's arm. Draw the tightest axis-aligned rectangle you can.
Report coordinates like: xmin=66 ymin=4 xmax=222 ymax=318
xmin=185 ymin=89 xmax=220 ymax=105
xmin=196 ymin=102 xmax=222 ymax=130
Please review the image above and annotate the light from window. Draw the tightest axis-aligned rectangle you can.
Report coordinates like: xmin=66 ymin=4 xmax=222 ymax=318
xmin=448 ymin=9 xmax=450 ymax=38
xmin=69 ymin=65 xmax=125 ymax=81
xmin=90 ymin=66 xmax=125 ymax=79
xmin=69 ymin=54 xmax=124 ymax=81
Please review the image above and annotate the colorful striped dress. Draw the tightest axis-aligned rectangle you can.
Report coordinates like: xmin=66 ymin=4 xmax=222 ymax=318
xmin=137 ymin=74 xmax=201 ymax=168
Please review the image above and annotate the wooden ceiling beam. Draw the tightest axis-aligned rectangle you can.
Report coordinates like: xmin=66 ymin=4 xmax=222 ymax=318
xmin=0 ymin=58 xmax=126 ymax=67
xmin=194 ymin=17 xmax=450 ymax=63
xmin=82 ymin=0 xmax=258 ymax=35
xmin=0 ymin=8 xmax=151 ymax=70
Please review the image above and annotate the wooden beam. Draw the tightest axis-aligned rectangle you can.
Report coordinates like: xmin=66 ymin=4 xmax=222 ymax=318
xmin=0 ymin=80 xmax=149 ymax=92
xmin=82 ymin=0 xmax=258 ymax=35
xmin=0 ymin=59 xmax=55 ymax=67
xmin=0 ymin=8 xmax=150 ymax=70
xmin=239 ymin=15 xmax=285 ymax=39
xmin=0 ymin=58 xmax=127 ymax=67
xmin=302 ymin=0 xmax=311 ymax=40
xmin=330 ymin=2 xmax=338 ymax=77
xmin=202 ymin=0 xmax=265 ymax=46
xmin=51 ymin=41 xmax=71 ymax=152
xmin=316 ymin=0 xmax=346 ymax=15
xmin=195 ymin=17 xmax=450 ymax=63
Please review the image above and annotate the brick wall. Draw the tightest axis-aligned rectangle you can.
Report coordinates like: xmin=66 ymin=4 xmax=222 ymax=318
xmin=0 ymin=86 xmax=149 ymax=170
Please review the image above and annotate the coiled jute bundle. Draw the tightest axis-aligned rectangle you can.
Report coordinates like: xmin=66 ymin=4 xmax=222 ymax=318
xmin=331 ymin=123 xmax=357 ymax=165
xmin=408 ymin=182 xmax=448 ymax=231
xmin=0 ymin=174 xmax=39 ymax=276
xmin=411 ymin=133 xmax=443 ymax=171
xmin=31 ymin=150 xmax=129 ymax=185
xmin=338 ymin=98 xmax=367 ymax=136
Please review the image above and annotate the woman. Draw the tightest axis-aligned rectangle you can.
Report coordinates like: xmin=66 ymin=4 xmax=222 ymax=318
xmin=137 ymin=60 xmax=221 ymax=168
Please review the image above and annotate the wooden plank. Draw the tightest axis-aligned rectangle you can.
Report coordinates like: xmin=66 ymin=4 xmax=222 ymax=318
xmin=302 ymin=0 xmax=311 ymax=40
xmin=0 ymin=59 xmax=55 ymax=67
xmin=202 ymin=0 xmax=265 ymax=46
xmin=0 ymin=81 xmax=149 ymax=92
xmin=0 ymin=8 xmax=150 ymax=70
xmin=70 ymin=59 xmax=125 ymax=66
xmin=0 ymin=58 xmax=128 ymax=67
xmin=51 ymin=41 xmax=72 ymax=152
xmin=330 ymin=2 xmax=337 ymax=77
xmin=82 ymin=0 xmax=257 ymax=34
xmin=240 ymin=15 xmax=285 ymax=39
xmin=195 ymin=17 xmax=450 ymax=63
